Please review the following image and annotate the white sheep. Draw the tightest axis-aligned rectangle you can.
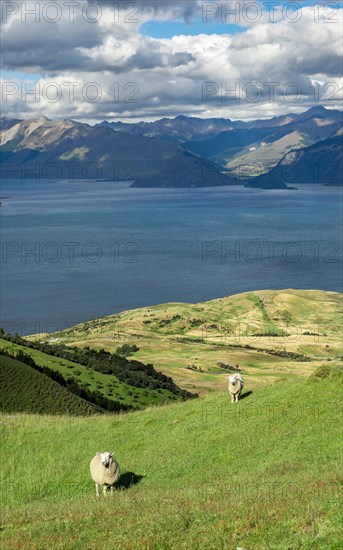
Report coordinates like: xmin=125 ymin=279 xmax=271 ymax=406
xmin=228 ymin=373 xmax=244 ymax=403
xmin=90 ymin=451 xmax=120 ymax=496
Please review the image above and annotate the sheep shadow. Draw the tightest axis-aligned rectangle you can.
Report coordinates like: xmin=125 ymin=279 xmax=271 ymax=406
xmin=116 ymin=472 xmax=144 ymax=490
xmin=240 ymin=390 xmax=253 ymax=401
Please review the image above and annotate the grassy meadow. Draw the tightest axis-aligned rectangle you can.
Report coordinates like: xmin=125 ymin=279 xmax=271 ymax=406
xmin=0 ymin=355 xmax=102 ymax=415
xmin=1 ymin=289 xmax=342 ymax=548
xmin=1 ymin=367 xmax=342 ymax=549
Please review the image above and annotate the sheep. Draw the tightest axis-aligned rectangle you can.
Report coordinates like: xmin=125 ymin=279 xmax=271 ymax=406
xmin=90 ymin=451 xmax=120 ymax=496
xmin=228 ymin=373 xmax=244 ymax=403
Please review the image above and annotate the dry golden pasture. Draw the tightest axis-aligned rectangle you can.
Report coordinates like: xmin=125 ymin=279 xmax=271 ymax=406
xmin=32 ymin=290 xmax=343 ymax=395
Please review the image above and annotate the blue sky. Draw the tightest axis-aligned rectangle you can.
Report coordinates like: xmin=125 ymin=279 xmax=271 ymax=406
xmin=1 ymin=70 xmax=41 ymax=82
xmin=140 ymin=0 xmax=330 ymax=39
xmin=141 ymin=20 xmax=247 ymax=38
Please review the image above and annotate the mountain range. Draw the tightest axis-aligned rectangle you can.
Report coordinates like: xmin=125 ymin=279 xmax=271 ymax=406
xmin=246 ymin=135 xmax=343 ymax=189
xmin=1 ymin=106 xmax=342 ymax=188
xmin=0 ymin=116 xmax=226 ymax=187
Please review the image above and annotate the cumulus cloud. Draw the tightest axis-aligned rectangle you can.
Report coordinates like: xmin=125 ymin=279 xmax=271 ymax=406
xmin=0 ymin=1 xmax=342 ymax=120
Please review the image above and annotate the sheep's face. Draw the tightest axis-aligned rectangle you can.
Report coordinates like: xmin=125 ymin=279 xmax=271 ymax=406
xmin=229 ymin=376 xmax=237 ymax=386
xmin=96 ymin=451 xmax=113 ymax=468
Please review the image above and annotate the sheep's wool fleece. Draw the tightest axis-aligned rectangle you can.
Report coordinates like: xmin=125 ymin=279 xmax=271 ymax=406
xmin=90 ymin=455 xmax=120 ymax=486
xmin=228 ymin=374 xmax=244 ymax=394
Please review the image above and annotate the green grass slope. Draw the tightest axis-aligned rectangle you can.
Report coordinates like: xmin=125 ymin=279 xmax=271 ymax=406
xmin=1 ymin=368 xmax=342 ymax=549
xmin=0 ymin=355 xmax=103 ymax=416
xmin=0 ymin=337 xmax=193 ymax=410
xmin=38 ymin=290 xmax=343 ymax=395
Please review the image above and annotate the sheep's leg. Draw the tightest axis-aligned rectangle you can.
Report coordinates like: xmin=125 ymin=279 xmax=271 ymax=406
xmin=95 ymin=484 xmax=99 ymax=497
xmin=110 ymin=486 xmax=114 ymax=495
xmin=231 ymin=394 xmax=234 ymax=403
xmin=103 ymin=485 xmax=107 ymax=496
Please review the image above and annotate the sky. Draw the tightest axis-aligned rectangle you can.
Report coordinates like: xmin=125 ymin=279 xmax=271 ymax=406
xmin=0 ymin=0 xmax=342 ymax=122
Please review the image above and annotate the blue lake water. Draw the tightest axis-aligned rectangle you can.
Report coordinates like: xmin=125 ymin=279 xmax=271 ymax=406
xmin=1 ymin=181 xmax=342 ymax=334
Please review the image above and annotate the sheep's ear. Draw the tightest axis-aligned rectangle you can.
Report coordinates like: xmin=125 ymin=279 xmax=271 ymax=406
xmin=96 ymin=452 xmax=101 ymax=457
xmin=109 ymin=451 xmax=113 ymax=458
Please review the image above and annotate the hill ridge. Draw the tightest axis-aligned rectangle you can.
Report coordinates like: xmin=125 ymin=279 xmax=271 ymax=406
xmin=31 ymin=289 xmax=343 ymax=395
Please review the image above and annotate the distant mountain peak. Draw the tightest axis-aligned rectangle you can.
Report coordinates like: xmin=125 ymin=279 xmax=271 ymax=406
xmin=34 ymin=115 xmax=51 ymax=122
xmin=306 ymin=105 xmax=327 ymax=112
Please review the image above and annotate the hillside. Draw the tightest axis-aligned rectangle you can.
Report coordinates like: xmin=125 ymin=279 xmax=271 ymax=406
xmin=0 ymin=335 xmax=195 ymax=411
xmin=185 ymin=105 xmax=342 ymax=176
xmin=225 ymin=130 xmax=310 ymax=178
xmin=246 ymin=136 xmax=343 ymax=188
xmin=1 ymin=368 xmax=342 ymax=548
xmin=0 ymin=354 xmax=103 ymax=415
xmin=34 ymin=290 xmax=343 ymax=395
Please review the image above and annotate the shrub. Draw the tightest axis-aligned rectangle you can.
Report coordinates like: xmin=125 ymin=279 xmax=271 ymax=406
xmin=116 ymin=344 xmax=140 ymax=357
xmin=310 ymin=365 xmax=343 ymax=381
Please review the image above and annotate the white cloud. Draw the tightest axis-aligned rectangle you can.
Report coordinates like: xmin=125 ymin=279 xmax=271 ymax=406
xmin=1 ymin=2 xmax=342 ymax=120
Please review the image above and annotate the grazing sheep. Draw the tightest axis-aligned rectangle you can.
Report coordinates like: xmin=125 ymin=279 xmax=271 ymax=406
xmin=90 ymin=451 xmax=120 ymax=496
xmin=228 ymin=373 xmax=244 ymax=403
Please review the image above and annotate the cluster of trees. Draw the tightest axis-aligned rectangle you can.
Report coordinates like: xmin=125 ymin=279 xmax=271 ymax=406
xmin=262 ymin=348 xmax=310 ymax=361
xmin=226 ymin=342 xmax=310 ymax=361
xmin=116 ymin=343 xmax=139 ymax=357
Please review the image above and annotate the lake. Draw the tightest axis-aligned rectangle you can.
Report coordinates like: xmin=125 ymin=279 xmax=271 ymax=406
xmin=1 ymin=181 xmax=342 ymax=335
